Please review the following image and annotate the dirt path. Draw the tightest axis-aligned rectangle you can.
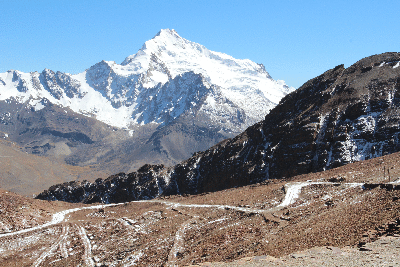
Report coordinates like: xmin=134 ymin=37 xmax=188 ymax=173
xmin=77 ymin=223 xmax=95 ymax=267
xmin=0 ymin=180 xmax=374 ymax=266
xmin=0 ymin=203 xmax=123 ymax=238
xmin=0 ymin=181 xmax=365 ymax=240
xmin=32 ymin=224 xmax=69 ymax=267
xmin=167 ymin=217 xmax=198 ymax=266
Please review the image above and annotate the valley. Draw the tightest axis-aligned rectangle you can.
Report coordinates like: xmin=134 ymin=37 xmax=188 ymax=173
xmin=0 ymin=138 xmax=106 ymax=197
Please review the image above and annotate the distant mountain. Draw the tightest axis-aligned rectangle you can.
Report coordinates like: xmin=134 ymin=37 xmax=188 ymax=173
xmin=36 ymin=52 xmax=400 ymax=203
xmin=0 ymin=29 xmax=292 ymax=130
xmin=0 ymin=29 xmax=293 ymax=187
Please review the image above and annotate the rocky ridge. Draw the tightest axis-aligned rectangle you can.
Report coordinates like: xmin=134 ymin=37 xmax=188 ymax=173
xmin=37 ymin=52 xmax=400 ymax=203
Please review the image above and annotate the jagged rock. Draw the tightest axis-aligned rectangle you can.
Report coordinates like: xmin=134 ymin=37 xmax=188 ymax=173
xmin=328 ymin=176 xmax=345 ymax=183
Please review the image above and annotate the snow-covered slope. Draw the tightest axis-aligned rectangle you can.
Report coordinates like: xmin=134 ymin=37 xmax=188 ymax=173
xmin=0 ymin=29 xmax=294 ymax=131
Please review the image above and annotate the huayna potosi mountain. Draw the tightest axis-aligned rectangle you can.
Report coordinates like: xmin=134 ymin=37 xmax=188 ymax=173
xmin=37 ymin=52 xmax=400 ymax=204
xmin=0 ymin=29 xmax=292 ymax=131
xmin=0 ymin=29 xmax=293 ymax=178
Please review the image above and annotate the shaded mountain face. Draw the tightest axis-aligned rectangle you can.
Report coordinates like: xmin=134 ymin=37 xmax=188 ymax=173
xmin=0 ymin=30 xmax=293 ymax=189
xmin=37 ymin=52 xmax=400 ymax=203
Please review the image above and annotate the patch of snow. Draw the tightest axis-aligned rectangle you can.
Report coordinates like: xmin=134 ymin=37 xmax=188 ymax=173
xmin=322 ymin=195 xmax=331 ymax=200
xmin=207 ymin=218 xmax=227 ymax=225
xmin=277 ymin=182 xmax=309 ymax=208
xmin=123 ymin=251 xmax=143 ymax=267
xmin=277 ymin=182 xmax=364 ymax=208
xmin=29 ymin=99 xmax=46 ymax=111
xmin=389 ymin=178 xmax=400 ymax=184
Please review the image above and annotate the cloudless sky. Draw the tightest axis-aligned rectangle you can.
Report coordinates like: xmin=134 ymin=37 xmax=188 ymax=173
xmin=1 ymin=0 xmax=399 ymax=88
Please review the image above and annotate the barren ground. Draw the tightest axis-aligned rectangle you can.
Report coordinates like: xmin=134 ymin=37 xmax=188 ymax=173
xmin=1 ymin=152 xmax=400 ymax=266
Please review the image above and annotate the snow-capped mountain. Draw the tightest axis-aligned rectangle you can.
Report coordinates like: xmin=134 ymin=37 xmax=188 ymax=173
xmin=0 ymin=29 xmax=294 ymax=190
xmin=0 ymin=29 xmax=293 ymax=132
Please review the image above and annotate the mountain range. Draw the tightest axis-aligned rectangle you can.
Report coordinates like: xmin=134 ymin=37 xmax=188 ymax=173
xmin=37 ymin=52 xmax=400 ymax=203
xmin=0 ymin=29 xmax=293 ymax=195
xmin=2 ymin=42 xmax=400 ymax=266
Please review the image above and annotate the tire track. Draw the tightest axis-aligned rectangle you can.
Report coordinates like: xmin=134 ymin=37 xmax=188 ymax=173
xmin=60 ymin=225 xmax=70 ymax=259
xmin=32 ymin=224 xmax=69 ymax=267
xmin=167 ymin=217 xmax=197 ymax=266
xmin=77 ymin=224 xmax=95 ymax=267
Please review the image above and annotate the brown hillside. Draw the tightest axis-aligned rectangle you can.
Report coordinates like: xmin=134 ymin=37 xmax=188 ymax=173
xmin=0 ymin=138 xmax=106 ymax=196
xmin=1 ymin=152 xmax=400 ymax=266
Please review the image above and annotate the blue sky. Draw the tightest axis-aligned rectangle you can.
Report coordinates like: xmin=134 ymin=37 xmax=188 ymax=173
xmin=1 ymin=0 xmax=399 ymax=88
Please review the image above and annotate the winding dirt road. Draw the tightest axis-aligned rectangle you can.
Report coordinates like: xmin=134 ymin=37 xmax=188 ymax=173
xmin=0 ymin=181 xmax=371 ymax=266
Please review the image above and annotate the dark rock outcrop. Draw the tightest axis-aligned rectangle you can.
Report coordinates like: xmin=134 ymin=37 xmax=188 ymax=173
xmin=38 ymin=164 xmax=170 ymax=203
xmin=37 ymin=52 xmax=400 ymax=203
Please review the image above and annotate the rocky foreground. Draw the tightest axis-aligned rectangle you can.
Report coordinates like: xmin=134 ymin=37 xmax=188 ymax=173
xmin=1 ymin=152 xmax=400 ymax=266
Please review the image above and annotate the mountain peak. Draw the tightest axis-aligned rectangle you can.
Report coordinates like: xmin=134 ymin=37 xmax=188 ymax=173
xmin=121 ymin=29 xmax=201 ymax=67
xmin=1 ymin=29 xmax=294 ymax=130
xmin=146 ymin=28 xmax=188 ymax=52
xmin=154 ymin=28 xmax=180 ymax=38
